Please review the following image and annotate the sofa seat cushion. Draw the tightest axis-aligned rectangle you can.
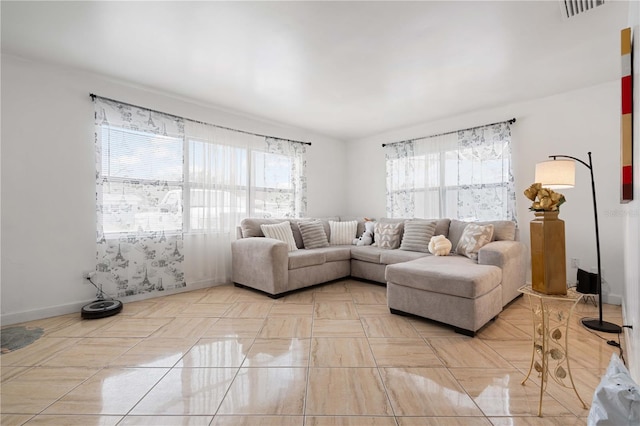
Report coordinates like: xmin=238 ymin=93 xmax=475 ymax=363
xmin=380 ymin=249 xmax=431 ymax=265
xmin=385 ymin=255 xmax=501 ymax=299
xmin=288 ymin=250 xmax=326 ymax=270
xmin=350 ymin=246 xmax=388 ymax=264
xmin=310 ymin=246 xmax=353 ymax=262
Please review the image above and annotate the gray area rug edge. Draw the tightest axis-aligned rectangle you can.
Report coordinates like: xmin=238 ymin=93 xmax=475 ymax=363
xmin=1 ymin=325 xmax=45 ymax=354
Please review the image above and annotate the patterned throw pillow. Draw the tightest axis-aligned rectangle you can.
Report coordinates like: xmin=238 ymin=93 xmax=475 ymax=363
xmin=260 ymin=221 xmax=298 ymax=252
xmin=373 ymin=222 xmax=403 ymax=249
xmin=298 ymin=220 xmax=329 ymax=249
xmin=456 ymin=223 xmax=495 ymax=260
xmin=329 ymin=220 xmax=358 ymax=245
xmin=399 ymin=220 xmax=437 ymax=252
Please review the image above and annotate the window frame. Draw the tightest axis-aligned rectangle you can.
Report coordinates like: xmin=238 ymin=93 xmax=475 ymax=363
xmin=98 ymin=122 xmax=304 ymax=236
xmin=182 ymin=138 xmax=298 ymax=233
xmin=385 ymin=130 xmax=514 ymax=221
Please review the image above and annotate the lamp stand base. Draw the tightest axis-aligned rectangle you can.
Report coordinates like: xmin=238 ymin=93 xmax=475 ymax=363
xmin=581 ymin=317 xmax=622 ymax=334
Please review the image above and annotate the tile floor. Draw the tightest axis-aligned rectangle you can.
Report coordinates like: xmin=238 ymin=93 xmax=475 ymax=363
xmin=1 ymin=279 xmax=625 ymax=425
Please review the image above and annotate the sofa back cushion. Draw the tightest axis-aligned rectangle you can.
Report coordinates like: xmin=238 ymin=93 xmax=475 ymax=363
xmin=432 ymin=218 xmax=452 ymax=237
xmin=448 ymin=219 xmax=517 ymax=249
xmin=378 ymin=218 xmax=451 ymax=241
xmin=241 ymin=218 xmax=306 ymax=248
xmin=455 ymin=223 xmax=494 ymax=260
xmin=240 ymin=217 xmax=341 ymax=249
xmin=313 ymin=216 xmax=340 ymax=242
xmin=447 ymin=220 xmax=468 ymax=250
xmin=479 ymin=220 xmax=517 ymax=241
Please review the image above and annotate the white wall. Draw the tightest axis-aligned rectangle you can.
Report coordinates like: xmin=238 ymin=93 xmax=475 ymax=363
xmin=346 ymin=81 xmax=624 ymax=306
xmin=0 ymin=54 xmax=347 ymax=325
xmin=622 ymin=0 xmax=639 ymax=381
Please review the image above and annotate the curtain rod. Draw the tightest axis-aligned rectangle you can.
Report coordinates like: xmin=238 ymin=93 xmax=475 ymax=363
xmin=90 ymin=93 xmax=312 ymax=146
xmin=381 ymin=118 xmax=516 ymax=147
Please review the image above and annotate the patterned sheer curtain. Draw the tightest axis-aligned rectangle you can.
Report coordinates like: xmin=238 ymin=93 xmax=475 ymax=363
xmin=263 ymin=137 xmax=307 ymax=218
xmin=94 ymin=97 xmax=186 ymax=297
xmin=384 ymin=120 xmax=515 ymax=222
xmin=385 ymin=140 xmax=415 ymax=217
xmin=456 ymin=122 xmax=516 ymax=221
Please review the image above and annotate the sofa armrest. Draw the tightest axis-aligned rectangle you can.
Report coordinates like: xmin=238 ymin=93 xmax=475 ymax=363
xmin=231 ymin=237 xmax=289 ymax=295
xmin=478 ymin=240 xmax=527 ymax=306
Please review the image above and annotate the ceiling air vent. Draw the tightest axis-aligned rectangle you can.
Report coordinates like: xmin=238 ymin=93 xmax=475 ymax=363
xmin=560 ymin=0 xmax=605 ymax=19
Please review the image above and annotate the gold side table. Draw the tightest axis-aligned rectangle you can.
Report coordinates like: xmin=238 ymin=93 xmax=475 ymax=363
xmin=518 ymin=285 xmax=587 ymax=417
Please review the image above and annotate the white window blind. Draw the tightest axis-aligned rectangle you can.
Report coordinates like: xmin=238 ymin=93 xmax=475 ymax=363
xmin=100 ymin=126 xmax=184 ymax=234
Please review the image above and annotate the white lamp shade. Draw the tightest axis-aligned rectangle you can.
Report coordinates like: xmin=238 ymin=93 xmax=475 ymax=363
xmin=534 ymin=160 xmax=575 ymax=189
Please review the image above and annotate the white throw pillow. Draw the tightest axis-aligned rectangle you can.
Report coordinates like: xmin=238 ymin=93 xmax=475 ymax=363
xmin=328 ymin=220 xmax=357 ymax=245
xmin=456 ymin=223 xmax=494 ymax=260
xmin=373 ymin=222 xmax=403 ymax=249
xmin=260 ymin=221 xmax=298 ymax=252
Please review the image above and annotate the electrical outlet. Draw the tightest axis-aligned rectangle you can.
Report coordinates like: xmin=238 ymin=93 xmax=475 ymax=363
xmin=570 ymin=258 xmax=579 ymax=268
xmin=82 ymin=271 xmax=96 ymax=282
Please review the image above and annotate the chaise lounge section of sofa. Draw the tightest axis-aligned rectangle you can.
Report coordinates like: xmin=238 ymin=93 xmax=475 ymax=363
xmin=231 ymin=217 xmax=527 ymax=335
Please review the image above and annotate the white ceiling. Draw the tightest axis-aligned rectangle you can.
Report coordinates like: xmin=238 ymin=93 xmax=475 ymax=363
xmin=1 ymin=1 xmax=630 ymax=140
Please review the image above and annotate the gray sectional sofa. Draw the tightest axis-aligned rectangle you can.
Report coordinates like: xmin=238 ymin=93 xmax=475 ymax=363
xmin=231 ymin=217 xmax=527 ymax=336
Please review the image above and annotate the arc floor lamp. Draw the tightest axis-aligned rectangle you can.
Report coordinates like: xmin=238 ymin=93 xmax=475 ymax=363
xmin=535 ymin=152 xmax=622 ymax=334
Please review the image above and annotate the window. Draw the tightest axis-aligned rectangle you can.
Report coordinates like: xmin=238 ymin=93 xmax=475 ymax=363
xmin=99 ymin=125 xmax=183 ymax=234
xmin=94 ymin=96 xmax=308 ymax=296
xmin=183 ymin=138 xmax=304 ymax=232
xmin=186 ymin=139 xmax=249 ymax=232
xmin=98 ymin=124 xmax=307 ymax=236
xmin=252 ymin=150 xmax=295 ymax=218
xmin=385 ymin=122 xmax=515 ymax=221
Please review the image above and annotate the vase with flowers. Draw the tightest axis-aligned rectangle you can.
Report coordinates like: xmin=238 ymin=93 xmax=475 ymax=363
xmin=524 ymin=183 xmax=567 ymax=295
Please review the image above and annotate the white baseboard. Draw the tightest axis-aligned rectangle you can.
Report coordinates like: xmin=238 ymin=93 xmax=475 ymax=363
xmin=621 ymin=302 xmax=638 ymax=382
xmin=111 ymin=279 xmax=222 ymax=304
xmin=1 ymin=300 xmax=93 ymax=326
xmin=602 ymin=293 xmax=622 ymax=305
xmin=0 ymin=280 xmax=228 ymax=326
